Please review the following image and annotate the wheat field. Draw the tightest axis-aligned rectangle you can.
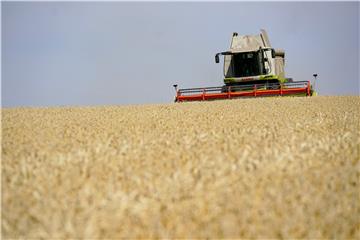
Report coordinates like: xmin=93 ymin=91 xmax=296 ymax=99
xmin=2 ymin=96 xmax=359 ymax=238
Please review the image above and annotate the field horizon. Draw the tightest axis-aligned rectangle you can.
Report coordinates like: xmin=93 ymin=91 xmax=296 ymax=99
xmin=2 ymin=94 xmax=360 ymax=110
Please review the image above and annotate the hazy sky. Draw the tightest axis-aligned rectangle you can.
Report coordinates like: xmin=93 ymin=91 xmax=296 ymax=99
xmin=2 ymin=1 xmax=359 ymax=107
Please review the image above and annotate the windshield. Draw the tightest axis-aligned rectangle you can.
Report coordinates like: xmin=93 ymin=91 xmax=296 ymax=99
xmin=232 ymin=51 xmax=263 ymax=77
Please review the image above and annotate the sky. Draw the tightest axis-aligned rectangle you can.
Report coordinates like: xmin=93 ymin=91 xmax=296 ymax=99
xmin=2 ymin=1 xmax=359 ymax=107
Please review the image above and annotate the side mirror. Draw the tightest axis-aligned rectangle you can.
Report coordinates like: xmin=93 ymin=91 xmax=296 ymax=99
xmin=271 ymin=49 xmax=275 ymax=58
xmin=215 ymin=54 xmax=220 ymax=63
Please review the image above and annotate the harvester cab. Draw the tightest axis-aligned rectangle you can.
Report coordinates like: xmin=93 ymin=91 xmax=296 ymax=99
xmin=216 ymin=30 xmax=287 ymax=88
xmin=174 ymin=29 xmax=313 ymax=102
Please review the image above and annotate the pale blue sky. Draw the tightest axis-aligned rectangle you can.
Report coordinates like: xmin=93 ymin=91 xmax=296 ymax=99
xmin=2 ymin=1 xmax=359 ymax=107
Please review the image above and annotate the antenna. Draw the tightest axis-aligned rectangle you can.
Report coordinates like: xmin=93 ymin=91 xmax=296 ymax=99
xmin=312 ymin=74 xmax=318 ymax=91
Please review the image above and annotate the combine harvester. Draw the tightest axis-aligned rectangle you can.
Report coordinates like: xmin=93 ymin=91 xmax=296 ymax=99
xmin=174 ymin=29 xmax=316 ymax=102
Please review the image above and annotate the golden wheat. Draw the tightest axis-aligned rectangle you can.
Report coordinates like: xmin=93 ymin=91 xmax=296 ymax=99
xmin=2 ymin=96 xmax=359 ymax=238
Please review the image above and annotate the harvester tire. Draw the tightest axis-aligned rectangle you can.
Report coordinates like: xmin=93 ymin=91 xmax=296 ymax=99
xmin=221 ymin=86 xmax=229 ymax=93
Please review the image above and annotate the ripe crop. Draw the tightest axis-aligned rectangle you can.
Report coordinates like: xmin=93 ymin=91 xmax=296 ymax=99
xmin=2 ymin=96 xmax=359 ymax=238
